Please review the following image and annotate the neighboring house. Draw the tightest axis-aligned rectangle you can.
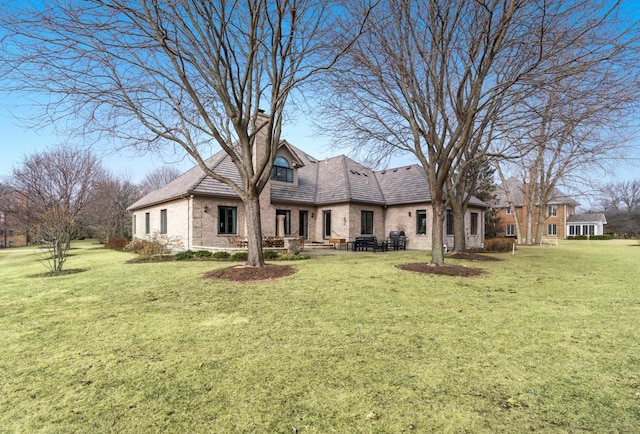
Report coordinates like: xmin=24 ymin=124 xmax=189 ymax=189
xmin=0 ymin=210 xmax=28 ymax=249
xmin=494 ymin=178 xmax=604 ymax=241
xmin=129 ymin=140 xmax=487 ymax=251
xmin=566 ymin=213 xmax=607 ymax=237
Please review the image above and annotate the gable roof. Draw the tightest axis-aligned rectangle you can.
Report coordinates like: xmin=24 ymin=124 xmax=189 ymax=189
xmin=129 ymin=142 xmax=488 ymax=210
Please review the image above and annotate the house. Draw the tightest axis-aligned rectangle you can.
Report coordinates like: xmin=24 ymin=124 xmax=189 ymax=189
xmin=128 ymin=140 xmax=488 ymax=251
xmin=0 ymin=192 xmax=28 ymax=248
xmin=494 ymin=178 xmax=605 ymax=241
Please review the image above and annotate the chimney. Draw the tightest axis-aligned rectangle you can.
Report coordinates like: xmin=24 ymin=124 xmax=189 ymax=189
xmin=252 ymin=109 xmax=270 ymax=173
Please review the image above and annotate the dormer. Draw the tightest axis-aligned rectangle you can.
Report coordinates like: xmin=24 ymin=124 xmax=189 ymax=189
xmin=270 ymin=141 xmax=305 ymax=188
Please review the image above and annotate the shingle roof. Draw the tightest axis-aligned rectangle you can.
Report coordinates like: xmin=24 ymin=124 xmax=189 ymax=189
xmin=567 ymin=213 xmax=607 ymax=224
xmin=376 ymin=165 xmax=430 ymax=204
xmin=128 ymin=153 xmax=225 ymax=209
xmin=129 ymin=142 xmax=488 ymax=210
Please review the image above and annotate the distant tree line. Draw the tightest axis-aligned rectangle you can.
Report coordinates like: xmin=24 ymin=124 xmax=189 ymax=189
xmin=0 ymin=147 xmax=180 ymax=273
xmin=598 ymin=179 xmax=640 ymax=238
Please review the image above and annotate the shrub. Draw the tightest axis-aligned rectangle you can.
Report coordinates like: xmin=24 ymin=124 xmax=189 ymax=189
xmin=193 ymin=250 xmax=213 ymax=258
xmin=105 ymin=237 xmax=128 ymax=251
xmin=568 ymin=235 xmax=612 ymax=240
xmin=230 ymin=252 xmax=248 ymax=262
xmin=125 ymin=232 xmax=184 ymax=258
xmin=212 ymin=251 xmax=230 ymax=260
xmin=175 ymin=250 xmax=196 ymax=261
xmin=484 ymin=237 xmax=516 ymax=252
xmin=278 ymin=253 xmax=310 ymax=261
xmin=263 ymin=250 xmax=279 ymax=260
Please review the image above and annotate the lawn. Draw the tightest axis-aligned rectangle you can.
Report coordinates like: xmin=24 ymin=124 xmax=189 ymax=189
xmin=0 ymin=241 xmax=639 ymax=433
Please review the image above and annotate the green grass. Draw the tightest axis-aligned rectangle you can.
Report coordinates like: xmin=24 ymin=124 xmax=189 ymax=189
xmin=1 ymin=240 xmax=639 ymax=433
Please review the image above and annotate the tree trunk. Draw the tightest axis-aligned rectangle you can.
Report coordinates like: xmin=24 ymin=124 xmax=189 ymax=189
xmin=431 ymin=199 xmax=446 ymax=265
xmin=534 ymin=202 xmax=547 ymax=245
xmin=451 ymin=198 xmax=466 ymax=253
xmin=525 ymin=204 xmax=535 ymax=245
xmin=243 ymin=194 xmax=265 ymax=267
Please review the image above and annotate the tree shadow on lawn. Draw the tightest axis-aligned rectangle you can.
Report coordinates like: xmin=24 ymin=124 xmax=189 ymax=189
xmin=399 ymin=263 xmax=484 ymax=277
xmin=28 ymin=269 xmax=88 ymax=278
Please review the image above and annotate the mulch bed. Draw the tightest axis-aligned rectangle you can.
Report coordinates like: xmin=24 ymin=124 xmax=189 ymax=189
xmin=399 ymin=263 xmax=484 ymax=277
xmin=204 ymin=264 xmax=295 ymax=282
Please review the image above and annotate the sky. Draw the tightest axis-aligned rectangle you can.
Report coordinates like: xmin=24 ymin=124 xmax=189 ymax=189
xmin=1 ymin=101 xmax=638 ymax=188
xmin=1 ymin=0 xmax=639 ymax=198
xmin=0 ymin=103 xmax=418 ymax=184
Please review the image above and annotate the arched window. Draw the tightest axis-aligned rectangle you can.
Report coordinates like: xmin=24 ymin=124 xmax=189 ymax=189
xmin=274 ymin=156 xmax=290 ymax=168
xmin=271 ymin=156 xmax=293 ymax=182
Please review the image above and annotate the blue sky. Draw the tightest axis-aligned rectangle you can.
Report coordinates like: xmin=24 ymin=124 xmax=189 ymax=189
xmin=1 ymin=1 xmax=638 ymax=189
xmin=0 ymin=103 xmax=356 ymax=183
xmin=1 ymin=101 xmax=639 ymax=189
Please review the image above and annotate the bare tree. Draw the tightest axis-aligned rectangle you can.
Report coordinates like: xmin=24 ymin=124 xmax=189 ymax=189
xmin=599 ymin=179 xmax=640 ymax=212
xmin=139 ymin=166 xmax=182 ymax=196
xmin=322 ymin=0 xmax=638 ymax=262
xmin=87 ymin=174 xmax=141 ymax=242
xmin=496 ymin=51 xmax=639 ymax=244
xmin=11 ymin=147 xmax=105 ymax=272
xmin=1 ymin=1 xmax=371 ymax=267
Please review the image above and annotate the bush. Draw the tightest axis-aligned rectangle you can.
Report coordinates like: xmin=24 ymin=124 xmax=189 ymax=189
xmin=567 ymin=235 xmax=612 ymax=240
xmin=212 ymin=251 xmax=230 ymax=260
xmin=125 ymin=232 xmax=184 ymax=258
xmin=230 ymin=252 xmax=248 ymax=262
xmin=193 ymin=250 xmax=213 ymax=258
xmin=278 ymin=253 xmax=310 ymax=261
xmin=175 ymin=250 xmax=196 ymax=261
xmin=105 ymin=237 xmax=128 ymax=251
xmin=484 ymin=237 xmax=516 ymax=252
xmin=263 ymin=250 xmax=279 ymax=260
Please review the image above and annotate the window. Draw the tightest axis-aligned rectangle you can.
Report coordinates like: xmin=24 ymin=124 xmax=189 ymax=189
xmin=506 ymin=224 xmax=515 ymax=236
xmin=276 ymin=209 xmax=291 ymax=235
xmin=8 ymin=229 xmax=13 ymax=236
xmin=133 ymin=215 xmax=137 ymax=235
xmin=446 ymin=210 xmax=454 ymax=235
xmin=8 ymin=241 xmax=14 ymax=247
xmin=548 ymin=224 xmax=557 ymax=236
xmin=271 ymin=156 xmax=293 ymax=182
xmin=160 ymin=209 xmax=168 ymax=234
xmin=323 ymin=210 xmax=331 ymax=238
xmin=470 ymin=212 xmax=479 ymax=235
xmin=145 ymin=212 xmax=150 ymax=235
xmin=416 ymin=210 xmax=427 ymax=234
xmin=548 ymin=205 xmax=557 ymax=217
xmin=569 ymin=224 xmax=576 ymax=236
xmin=361 ymin=211 xmax=373 ymax=235
xmin=506 ymin=207 xmax=513 ymax=214
xmin=218 ymin=206 xmax=237 ymax=234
